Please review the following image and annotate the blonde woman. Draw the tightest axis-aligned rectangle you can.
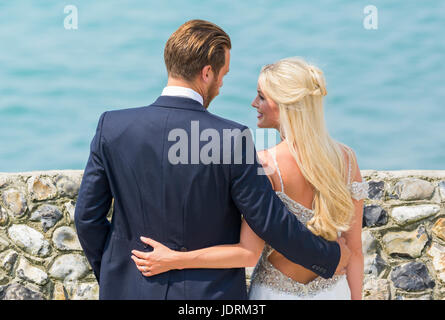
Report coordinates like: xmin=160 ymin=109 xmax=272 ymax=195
xmin=131 ymin=57 xmax=368 ymax=300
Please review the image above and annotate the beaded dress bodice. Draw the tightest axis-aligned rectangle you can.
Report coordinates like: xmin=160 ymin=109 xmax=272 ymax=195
xmin=249 ymin=148 xmax=369 ymax=297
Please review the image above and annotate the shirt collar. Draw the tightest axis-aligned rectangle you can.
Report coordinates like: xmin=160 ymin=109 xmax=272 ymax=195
xmin=161 ymin=86 xmax=204 ymax=106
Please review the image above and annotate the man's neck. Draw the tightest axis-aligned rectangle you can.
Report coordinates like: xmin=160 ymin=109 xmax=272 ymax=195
xmin=166 ymin=77 xmax=205 ymax=100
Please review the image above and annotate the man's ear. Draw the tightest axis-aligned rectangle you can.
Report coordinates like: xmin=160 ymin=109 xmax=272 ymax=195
xmin=200 ymin=65 xmax=213 ymax=83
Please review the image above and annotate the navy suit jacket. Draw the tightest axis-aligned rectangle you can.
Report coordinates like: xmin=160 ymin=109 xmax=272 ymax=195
xmin=74 ymin=95 xmax=340 ymax=300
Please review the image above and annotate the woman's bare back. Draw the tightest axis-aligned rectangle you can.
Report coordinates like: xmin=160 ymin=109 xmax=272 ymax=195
xmin=258 ymin=140 xmax=351 ymax=284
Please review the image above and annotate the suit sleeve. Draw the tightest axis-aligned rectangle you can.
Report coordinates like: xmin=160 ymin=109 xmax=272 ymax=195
xmin=74 ymin=112 xmax=113 ymax=283
xmin=229 ymin=127 xmax=340 ymax=279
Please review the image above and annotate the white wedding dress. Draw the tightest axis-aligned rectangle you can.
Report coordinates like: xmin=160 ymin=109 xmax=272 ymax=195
xmin=248 ymin=151 xmax=369 ymax=300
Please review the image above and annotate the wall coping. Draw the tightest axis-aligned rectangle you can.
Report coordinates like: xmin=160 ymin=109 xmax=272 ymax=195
xmin=1 ymin=169 xmax=445 ymax=178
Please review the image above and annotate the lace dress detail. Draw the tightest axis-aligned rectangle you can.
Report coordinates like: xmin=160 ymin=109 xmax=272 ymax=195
xmin=249 ymin=148 xmax=368 ymax=298
xmin=345 ymin=149 xmax=369 ymax=200
xmin=249 ymin=191 xmax=346 ymax=297
xmin=349 ymin=181 xmax=369 ymax=200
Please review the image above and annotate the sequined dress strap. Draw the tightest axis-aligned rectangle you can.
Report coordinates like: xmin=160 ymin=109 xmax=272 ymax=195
xmin=347 ymin=150 xmax=352 ymax=184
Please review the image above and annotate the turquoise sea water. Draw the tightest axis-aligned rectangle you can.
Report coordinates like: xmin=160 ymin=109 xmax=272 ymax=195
xmin=0 ymin=1 xmax=444 ymax=172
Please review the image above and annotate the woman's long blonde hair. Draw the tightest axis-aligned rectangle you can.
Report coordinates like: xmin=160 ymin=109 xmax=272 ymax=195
xmin=258 ymin=57 xmax=355 ymax=241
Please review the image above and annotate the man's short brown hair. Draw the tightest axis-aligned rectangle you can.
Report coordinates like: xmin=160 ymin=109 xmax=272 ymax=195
xmin=164 ymin=19 xmax=231 ymax=81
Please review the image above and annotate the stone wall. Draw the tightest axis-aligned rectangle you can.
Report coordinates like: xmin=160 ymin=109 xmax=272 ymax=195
xmin=358 ymin=170 xmax=445 ymax=300
xmin=0 ymin=170 xmax=97 ymax=300
xmin=0 ymin=170 xmax=444 ymax=300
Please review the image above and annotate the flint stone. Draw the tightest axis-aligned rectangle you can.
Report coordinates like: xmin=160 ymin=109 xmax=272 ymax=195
xmin=393 ymin=178 xmax=435 ymax=200
xmin=30 ymin=205 xmax=63 ymax=232
xmin=396 ymin=293 xmax=432 ymax=300
xmin=391 ymin=205 xmax=440 ymax=225
xmin=0 ymin=175 xmax=10 ymax=188
xmin=363 ymin=205 xmax=388 ymax=227
xmin=432 ymin=218 xmax=445 ymax=241
xmin=55 ymin=175 xmax=79 ymax=198
xmin=0 ymin=269 xmax=8 ymax=285
xmin=427 ymin=242 xmax=445 ymax=283
xmin=64 ymin=201 xmax=75 ymax=222
xmin=382 ymin=225 xmax=429 ymax=258
xmin=64 ymin=280 xmax=99 ymax=300
xmin=72 ymin=282 xmax=99 ymax=300
xmin=7 ymin=224 xmax=51 ymax=257
xmin=27 ymin=176 xmax=57 ymax=201
xmin=390 ymin=262 xmax=435 ymax=292
xmin=364 ymin=253 xmax=387 ymax=276
xmin=0 ymin=237 xmax=9 ymax=252
xmin=362 ymin=230 xmax=378 ymax=255
xmin=1 ymin=188 xmax=27 ymax=218
xmin=368 ymin=181 xmax=384 ymax=199
xmin=49 ymin=254 xmax=90 ymax=281
xmin=53 ymin=282 xmax=66 ymax=300
xmin=362 ymin=277 xmax=390 ymax=300
xmin=246 ymin=267 xmax=254 ymax=280
xmin=2 ymin=282 xmax=45 ymax=300
xmin=0 ymin=284 xmax=6 ymax=299
xmin=16 ymin=257 xmax=48 ymax=285
xmin=0 ymin=204 xmax=8 ymax=226
xmin=439 ymin=181 xmax=445 ymax=201
xmin=0 ymin=250 xmax=18 ymax=273
xmin=52 ymin=226 xmax=82 ymax=251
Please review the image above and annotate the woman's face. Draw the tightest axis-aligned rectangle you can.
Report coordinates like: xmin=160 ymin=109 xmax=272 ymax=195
xmin=251 ymin=82 xmax=280 ymax=129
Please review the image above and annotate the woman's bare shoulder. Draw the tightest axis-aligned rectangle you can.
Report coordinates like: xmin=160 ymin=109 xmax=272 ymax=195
xmin=257 ymin=148 xmax=279 ymax=190
xmin=257 ymin=145 xmax=278 ymax=165
xmin=257 ymin=149 xmax=269 ymax=165
xmin=337 ymin=142 xmax=362 ymax=182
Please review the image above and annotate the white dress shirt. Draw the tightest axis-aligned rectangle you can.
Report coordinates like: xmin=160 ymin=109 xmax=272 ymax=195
xmin=161 ymin=86 xmax=203 ymax=105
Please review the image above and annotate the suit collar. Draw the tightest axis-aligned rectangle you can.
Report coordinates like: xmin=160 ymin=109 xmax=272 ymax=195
xmin=151 ymin=95 xmax=207 ymax=112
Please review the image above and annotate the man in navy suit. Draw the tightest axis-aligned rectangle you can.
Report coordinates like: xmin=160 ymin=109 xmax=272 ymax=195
xmin=74 ymin=19 xmax=350 ymax=300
